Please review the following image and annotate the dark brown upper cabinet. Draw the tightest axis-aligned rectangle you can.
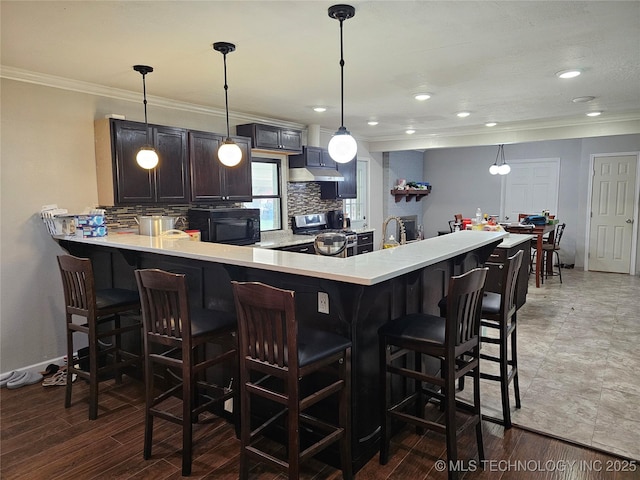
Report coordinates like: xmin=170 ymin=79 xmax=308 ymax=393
xmin=188 ymin=130 xmax=252 ymax=202
xmin=236 ymin=123 xmax=302 ymax=153
xmin=95 ymin=119 xmax=189 ymax=205
xmin=320 ymin=156 xmax=357 ymax=199
xmin=289 ymin=146 xmax=337 ymax=170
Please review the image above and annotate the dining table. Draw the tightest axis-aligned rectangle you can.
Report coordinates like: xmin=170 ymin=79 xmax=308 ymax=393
xmin=503 ymin=223 xmax=557 ymax=287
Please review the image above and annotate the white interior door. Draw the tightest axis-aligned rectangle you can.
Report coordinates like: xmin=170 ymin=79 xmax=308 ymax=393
xmin=588 ymin=154 xmax=638 ymax=273
xmin=502 ymin=159 xmax=560 ymax=221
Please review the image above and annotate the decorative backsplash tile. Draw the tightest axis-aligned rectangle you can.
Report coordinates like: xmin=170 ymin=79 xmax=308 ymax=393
xmin=99 ymin=203 xmax=242 ymax=230
xmin=100 ymin=182 xmax=341 ymax=232
xmin=286 ymin=183 xmax=342 ymax=229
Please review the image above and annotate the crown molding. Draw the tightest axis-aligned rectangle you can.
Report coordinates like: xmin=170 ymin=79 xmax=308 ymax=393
xmin=0 ymin=65 xmax=306 ymax=130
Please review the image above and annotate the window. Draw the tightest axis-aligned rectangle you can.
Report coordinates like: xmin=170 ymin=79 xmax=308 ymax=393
xmin=243 ymin=158 xmax=282 ymax=231
xmin=344 ymin=158 xmax=368 ymax=228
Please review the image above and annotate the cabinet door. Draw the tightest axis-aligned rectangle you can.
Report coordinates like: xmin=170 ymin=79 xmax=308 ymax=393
xmin=189 ymin=130 xmax=224 ymax=201
xmin=155 ymin=126 xmax=189 ymax=203
xmin=220 ymin=136 xmax=252 ymax=202
xmin=254 ymin=124 xmax=281 ymax=150
xmin=320 ymin=149 xmax=337 ymax=169
xmin=320 ymin=156 xmax=357 ymax=199
xmin=113 ymin=121 xmax=155 ymax=203
xmin=280 ymin=129 xmax=302 ymax=152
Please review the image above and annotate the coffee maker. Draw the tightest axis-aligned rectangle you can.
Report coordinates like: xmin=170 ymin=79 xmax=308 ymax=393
xmin=326 ymin=210 xmax=345 ymax=229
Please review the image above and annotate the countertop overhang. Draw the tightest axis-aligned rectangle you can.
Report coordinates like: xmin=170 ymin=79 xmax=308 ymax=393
xmin=56 ymin=230 xmax=507 ymax=286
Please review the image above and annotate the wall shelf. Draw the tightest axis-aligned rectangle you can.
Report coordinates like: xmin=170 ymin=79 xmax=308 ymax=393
xmin=391 ymin=187 xmax=432 ymax=202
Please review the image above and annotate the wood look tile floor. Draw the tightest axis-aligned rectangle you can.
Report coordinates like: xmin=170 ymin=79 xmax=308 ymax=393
xmin=2 ymin=270 xmax=639 ymax=479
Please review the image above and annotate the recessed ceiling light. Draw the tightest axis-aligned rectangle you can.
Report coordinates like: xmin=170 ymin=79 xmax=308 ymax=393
xmin=367 ymin=120 xmax=379 ymax=126
xmin=586 ymin=111 xmax=602 ymax=117
xmin=313 ymin=106 xmax=327 ymax=112
xmin=556 ymin=69 xmax=581 ymax=79
xmin=572 ymin=96 xmax=595 ymax=103
xmin=405 ymin=129 xmax=416 ymax=135
xmin=414 ymin=93 xmax=432 ymax=101
xmin=485 ymin=122 xmax=497 ymax=127
xmin=457 ymin=111 xmax=470 ymax=118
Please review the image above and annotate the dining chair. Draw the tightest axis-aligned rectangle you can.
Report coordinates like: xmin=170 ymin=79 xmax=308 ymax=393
xmin=379 ymin=267 xmax=488 ymax=480
xmin=232 ymin=281 xmax=353 ymax=480
xmin=135 ymin=268 xmax=238 ymax=476
xmin=57 ymin=254 xmax=142 ymax=420
xmin=532 ymin=223 xmax=566 ymax=283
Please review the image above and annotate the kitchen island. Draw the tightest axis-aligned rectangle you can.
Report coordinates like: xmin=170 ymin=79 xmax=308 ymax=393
xmin=56 ymin=229 xmax=506 ymax=472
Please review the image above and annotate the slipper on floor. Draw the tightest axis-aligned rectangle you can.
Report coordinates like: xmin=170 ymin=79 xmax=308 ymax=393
xmin=0 ymin=371 xmax=21 ymax=388
xmin=39 ymin=364 xmax=60 ymax=376
xmin=7 ymin=371 xmax=43 ymax=389
xmin=42 ymin=370 xmax=76 ymax=386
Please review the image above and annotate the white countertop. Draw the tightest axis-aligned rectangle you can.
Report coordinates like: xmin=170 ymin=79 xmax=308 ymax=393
xmin=495 ymin=233 xmax=535 ymax=248
xmin=255 ymin=228 xmax=375 ymax=249
xmin=56 ymin=230 xmax=506 ymax=286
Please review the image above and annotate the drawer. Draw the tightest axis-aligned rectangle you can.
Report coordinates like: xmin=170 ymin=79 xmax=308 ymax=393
xmin=357 ymin=233 xmax=373 ymax=244
xmin=488 ymin=248 xmax=507 ymax=263
xmin=357 ymin=245 xmax=373 ymax=255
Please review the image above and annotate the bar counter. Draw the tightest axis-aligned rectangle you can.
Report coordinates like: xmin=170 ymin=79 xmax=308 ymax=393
xmin=56 ymin=230 xmax=506 ymax=472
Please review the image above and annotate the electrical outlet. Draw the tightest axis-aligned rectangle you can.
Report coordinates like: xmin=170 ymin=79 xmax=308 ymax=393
xmin=318 ymin=292 xmax=329 ymax=314
xmin=224 ymin=398 xmax=233 ymax=413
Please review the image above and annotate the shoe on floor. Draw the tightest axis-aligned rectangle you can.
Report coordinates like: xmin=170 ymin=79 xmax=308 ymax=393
xmin=0 ymin=371 xmax=21 ymax=388
xmin=7 ymin=371 xmax=43 ymax=389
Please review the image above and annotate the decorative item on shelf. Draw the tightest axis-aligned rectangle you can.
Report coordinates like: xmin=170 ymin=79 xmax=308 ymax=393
xmin=133 ymin=65 xmax=159 ymax=169
xmin=327 ymin=4 xmax=357 ymax=164
xmin=390 ymin=181 xmax=432 ymax=202
xmin=213 ymin=41 xmax=243 ymax=167
xmin=489 ymin=144 xmax=511 ymax=175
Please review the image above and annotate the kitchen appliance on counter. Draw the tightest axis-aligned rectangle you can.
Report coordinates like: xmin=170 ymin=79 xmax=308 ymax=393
xmin=187 ymin=208 xmax=260 ymax=245
xmin=292 ymin=213 xmax=357 ymax=256
xmin=314 ymin=232 xmax=348 ymax=258
xmin=327 ymin=209 xmax=345 ymax=229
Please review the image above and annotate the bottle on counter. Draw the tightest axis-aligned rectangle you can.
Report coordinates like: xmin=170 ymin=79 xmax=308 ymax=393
xmin=383 ymin=235 xmax=399 ymax=249
xmin=475 ymin=207 xmax=482 ymax=225
xmin=417 ymin=225 xmax=424 ymax=240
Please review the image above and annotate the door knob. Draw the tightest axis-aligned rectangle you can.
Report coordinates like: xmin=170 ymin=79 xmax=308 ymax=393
xmin=626 ymin=219 xmax=634 ymax=224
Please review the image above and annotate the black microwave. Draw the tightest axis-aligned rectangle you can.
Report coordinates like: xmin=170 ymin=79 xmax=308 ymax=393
xmin=187 ymin=208 xmax=261 ymax=245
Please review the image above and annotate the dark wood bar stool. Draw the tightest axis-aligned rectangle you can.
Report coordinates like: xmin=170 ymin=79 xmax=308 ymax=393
xmin=478 ymin=250 xmax=523 ymax=429
xmin=379 ymin=267 xmax=488 ymax=480
xmin=232 ymin=281 xmax=352 ymax=480
xmin=135 ymin=268 xmax=238 ymax=476
xmin=57 ymin=254 xmax=142 ymax=420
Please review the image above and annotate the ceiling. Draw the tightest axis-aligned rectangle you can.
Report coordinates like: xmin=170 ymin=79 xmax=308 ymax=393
xmin=2 ymin=1 xmax=640 ymax=151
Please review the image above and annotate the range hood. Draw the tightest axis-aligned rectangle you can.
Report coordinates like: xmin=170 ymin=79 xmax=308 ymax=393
xmin=289 ymin=167 xmax=344 ymax=182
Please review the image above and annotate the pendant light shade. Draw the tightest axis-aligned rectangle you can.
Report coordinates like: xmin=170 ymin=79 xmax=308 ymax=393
xmin=489 ymin=144 xmax=511 ymax=175
xmin=133 ymin=65 xmax=159 ymax=170
xmin=328 ymin=4 xmax=356 ymax=164
xmin=213 ymin=41 xmax=242 ymax=167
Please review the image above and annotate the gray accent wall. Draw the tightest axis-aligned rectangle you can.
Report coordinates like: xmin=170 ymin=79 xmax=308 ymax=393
xmin=421 ymin=135 xmax=640 ymax=270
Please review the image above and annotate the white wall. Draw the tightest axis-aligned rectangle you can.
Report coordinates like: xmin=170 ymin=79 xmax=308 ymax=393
xmin=0 ymin=79 xmax=230 ymax=372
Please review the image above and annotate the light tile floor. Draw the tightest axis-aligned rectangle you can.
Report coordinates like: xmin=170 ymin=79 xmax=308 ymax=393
xmin=460 ymin=268 xmax=640 ymax=461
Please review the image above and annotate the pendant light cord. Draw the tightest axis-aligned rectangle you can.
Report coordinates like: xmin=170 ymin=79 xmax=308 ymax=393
xmin=339 ymin=18 xmax=345 ymax=129
xmin=142 ymin=72 xmax=150 ymax=144
xmin=222 ymin=53 xmax=231 ymax=139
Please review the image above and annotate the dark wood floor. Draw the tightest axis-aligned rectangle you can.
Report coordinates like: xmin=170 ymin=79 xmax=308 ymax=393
xmin=1 ymin=376 xmax=638 ymax=479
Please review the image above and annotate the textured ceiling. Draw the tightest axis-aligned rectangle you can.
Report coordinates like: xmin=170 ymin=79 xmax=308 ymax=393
xmin=2 ymin=0 xmax=639 ymax=150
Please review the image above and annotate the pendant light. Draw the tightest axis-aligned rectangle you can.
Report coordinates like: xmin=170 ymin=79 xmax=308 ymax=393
xmin=133 ymin=65 xmax=159 ymax=169
xmin=327 ymin=4 xmax=357 ymax=164
xmin=213 ymin=42 xmax=243 ymax=167
xmin=489 ymin=144 xmax=511 ymax=175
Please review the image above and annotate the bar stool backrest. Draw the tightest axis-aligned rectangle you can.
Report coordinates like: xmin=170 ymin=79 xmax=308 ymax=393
xmin=444 ymin=267 xmax=488 ymax=352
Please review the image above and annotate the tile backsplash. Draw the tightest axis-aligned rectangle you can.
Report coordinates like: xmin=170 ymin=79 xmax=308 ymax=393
xmin=99 ymin=203 xmax=241 ymax=230
xmin=286 ymin=183 xmax=342 ymax=229
xmin=100 ymin=182 xmax=341 ymax=231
